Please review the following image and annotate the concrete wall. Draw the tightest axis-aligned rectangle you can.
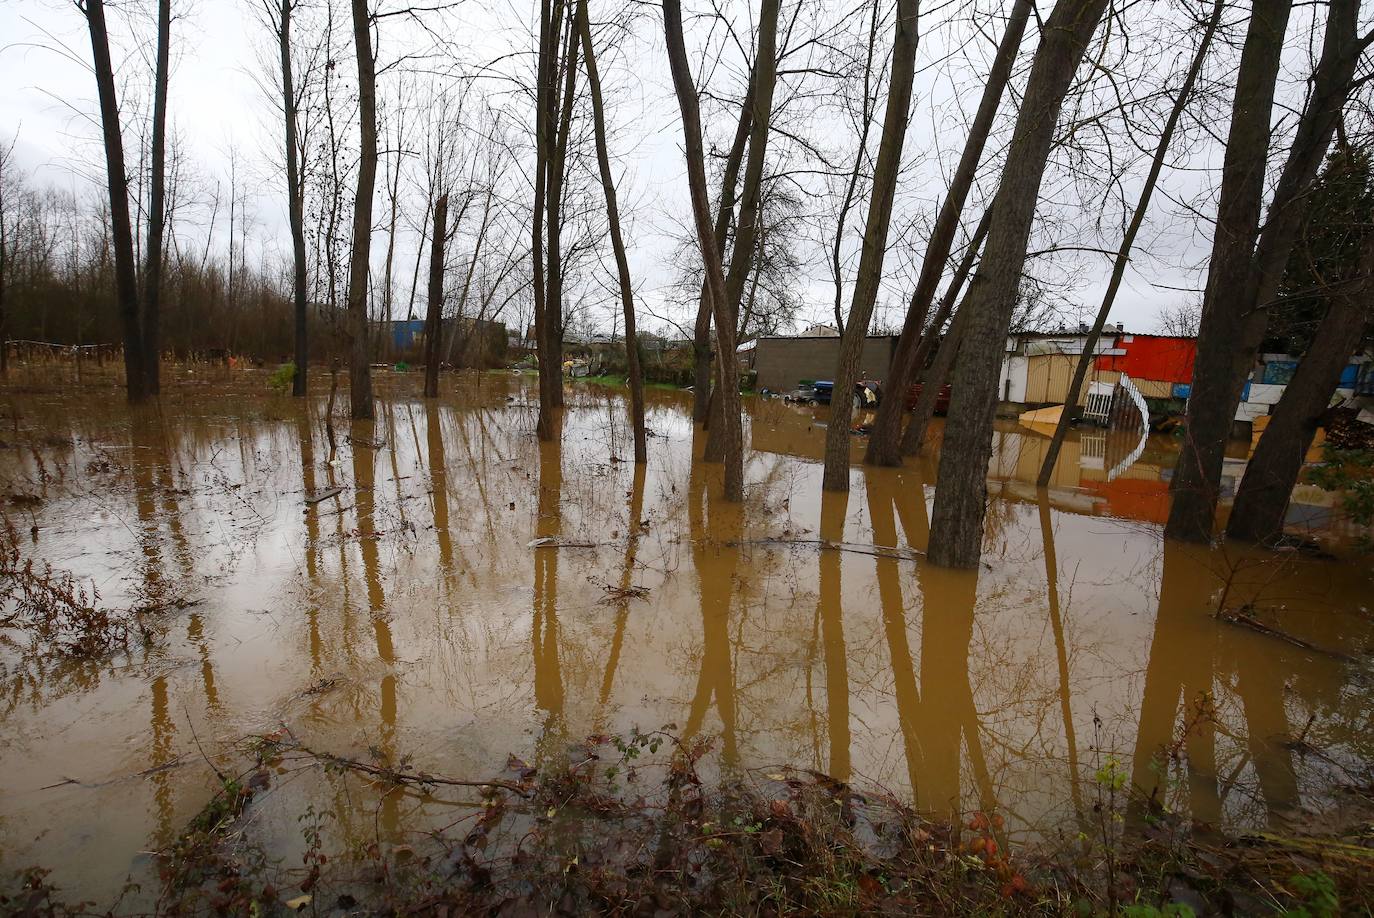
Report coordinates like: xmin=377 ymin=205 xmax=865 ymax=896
xmin=753 ymin=336 xmax=896 ymax=392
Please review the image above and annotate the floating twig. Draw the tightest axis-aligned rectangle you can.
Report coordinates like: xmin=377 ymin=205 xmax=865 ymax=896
xmin=1217 ymin=607 xmax=1358 ymax=662
xmin=528 ymin=537 xmax=601 ymax=549
xmin=304 ymin=486 xmax=344 ymax=505
xmin=134 ymin=597 xmax=205 ymax=615
xmin=588 ymin=575 xmax=650 ymax=603
xmin=40 ymin=756 xmax=187 ymax=790
xmin=270 ymin=736 xmax=531 ymax=797
xmin=725 ymin=538 xmax=923 ymax=562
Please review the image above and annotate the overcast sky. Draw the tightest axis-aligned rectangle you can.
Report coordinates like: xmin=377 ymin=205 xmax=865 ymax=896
xmin=1 ymin=0 xmax=1329 ymax=340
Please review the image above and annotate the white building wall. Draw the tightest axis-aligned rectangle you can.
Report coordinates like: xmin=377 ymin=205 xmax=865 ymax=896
xmin=1000 ymin=354 xmax=1029 ymax=403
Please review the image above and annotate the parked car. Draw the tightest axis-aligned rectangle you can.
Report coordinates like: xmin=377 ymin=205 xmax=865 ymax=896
xmin=796 ymin=379 xmax=948 ymax=413
xmin=811 ymin=380 xmax=883 ymax=411
xmin=904 ymin=382 xmax=952 ymax=414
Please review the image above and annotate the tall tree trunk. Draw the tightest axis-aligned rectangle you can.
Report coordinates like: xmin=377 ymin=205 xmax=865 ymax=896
xmin=1167 ymin=0 xmax=1359 ymax=541
xmin=141 ymin=0 xmax=170 ymax=394
xmin=423 ymin=193 xmax=448 ymax=398
xmin=227 ymin=156 xmax=239 ymax=349
xmin=545 ymin=6 xmax=579 ymax=409
xmin=280 ymin=0 xmax=309 ymax=397
xmin=380 ymin=115 xmax=403 ymax=361
xmin=577 ymin=0 xmax=646 ymax=463
xmin=927 ymin=0 xmax=1110 ymax=569
xmin=323 ymin=9 xmax=343 ymax=321
xmin=663 ymin=0 xmax=744 ymax=501
xmin=821 ymin=0 xmax=920 ymax=492
xmin=1227 ymin=245 xmax=1372 ymax=542
xmin=692 ymin=296 xmax=715 ymax=421
xmin=703 ymin=0 xmax=779 ymax=464
xmin=82 ymin=0 xmax=146 ymax=403
xmin=691 ymin=69 xmax=755 ymax=424
xmin=864 ymin=0 xmax=1030 ymax=467
xmin=1036 ymin=0 xmax=1224 ymax=487
xmin=533 ymin=0 xmax=562 ymax=440
xmin=1165 ymin=0 xmax=1294 ymax=541
xmin=346 ymin=0 xmax=378 ymax=419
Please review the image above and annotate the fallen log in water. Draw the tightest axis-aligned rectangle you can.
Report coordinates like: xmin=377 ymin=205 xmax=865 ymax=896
xmin=1217 ymin=606 xmax=1358 ymax=663
xmin=527 ymin=537 xmax=602 ymax=549
xmin=304 ymin=486 xmax=344 ymax=505
xmin=727 ymin=538 xmax=923 ymax=562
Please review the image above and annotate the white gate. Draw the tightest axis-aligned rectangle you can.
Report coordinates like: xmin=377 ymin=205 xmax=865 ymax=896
xmin=1084 ymin=381 xmax=1115 ymax=425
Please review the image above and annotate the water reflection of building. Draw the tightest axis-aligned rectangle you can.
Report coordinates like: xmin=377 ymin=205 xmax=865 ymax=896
xmin=750 ymin=406 xmax=1181 ymax=526
xmin=750 ymin=402 xmax=1340 ymax=534
xmin=990 ymin=425 xmax=1175 ymax=524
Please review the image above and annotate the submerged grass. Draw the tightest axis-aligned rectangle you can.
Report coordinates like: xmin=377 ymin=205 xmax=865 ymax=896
xmin=573 ymin=373 xmax=684 ymax=391
xmin=5 ymin=728 xmax=1373 ymax=916
xmin=0 ymin=512 xmax=198 ymax=659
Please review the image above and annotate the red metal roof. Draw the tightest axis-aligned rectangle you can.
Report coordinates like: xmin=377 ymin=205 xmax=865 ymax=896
xmin=1094 ymin=334 xmax=1196 ymax=386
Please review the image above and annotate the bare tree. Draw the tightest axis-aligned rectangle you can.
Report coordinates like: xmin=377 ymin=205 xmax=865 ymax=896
xmin=864 ymin=0 xmax=1032 ymax=467
xmin=283 ymin=0 xmax=309 ymax=395
xmin=140 ymin=0 xmax=171 ymax=394
xmin=423 ymin=193 xmax=448 ymax=398
xmin=821 ymin=0 xmax=920 ymax=492
xmin=691 ymin=66 xmax=755 ymax=424
xmin=346 ymin=0 xmax=377 ymax=419
xmin=548 ymin=3 xmax=583 ymax=410
xmin=378 ymin=77 xmax=409 ymax=359
xmin=1036 ymin=0 xmax=1225 ymax=487
xmin=703 ymin=0 xmax=781 ymax=464
xmin=81 ymin=0 xmax=146 ymax=402
xmin=663 ymin=0 xmax=747 ymax=501
xmin=577 ymin=0 xmax=646 ymax=462
xmin=1229 ymin=248 xmax=1371 ymax=541
xmin=1167 ymin=0 xmax=1364 ymax=542
xmin=1228 ymin=147 xmax=1374 ymax=542
xmin=1155 ymin=300 xmax=1200 ymax=337
xmin=314 ymin=0 xmax=353 ymax=323
xmin=533 ymin=0 xmax=563 ymax=440
xmin=257 ymin=0 xmax=313 ymax=394
xmin=927 ymin=0 xmax=1111 ymax=569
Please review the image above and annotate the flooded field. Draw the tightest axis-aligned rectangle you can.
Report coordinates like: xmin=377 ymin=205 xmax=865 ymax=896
xmin=2 ymin=371 xmax=1371 ymax=903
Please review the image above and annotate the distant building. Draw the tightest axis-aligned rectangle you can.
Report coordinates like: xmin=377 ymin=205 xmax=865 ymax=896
xmin=384 ymin=318 xmax=428 ymax=353
xmin=797 ymin=322 xmax=840 ymax=337
xmin=1008 ymin=328 xmax=1369 ymax=433
xmin=998 ymin=329 xmax=1171 ymax=406
xmin=376 ymin=317 xmax=507 ymax=366
xmin=751 ymin=334 xmax=899 ymax=391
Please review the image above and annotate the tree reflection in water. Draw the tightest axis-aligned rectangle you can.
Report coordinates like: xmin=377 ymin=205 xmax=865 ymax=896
xmin=5 ymin=379 xmax=1373 ymax=905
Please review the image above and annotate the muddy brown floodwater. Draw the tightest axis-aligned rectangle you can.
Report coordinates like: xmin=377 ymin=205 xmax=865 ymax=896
xmin=1 ymin=371 xmax=1371 ymax=904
